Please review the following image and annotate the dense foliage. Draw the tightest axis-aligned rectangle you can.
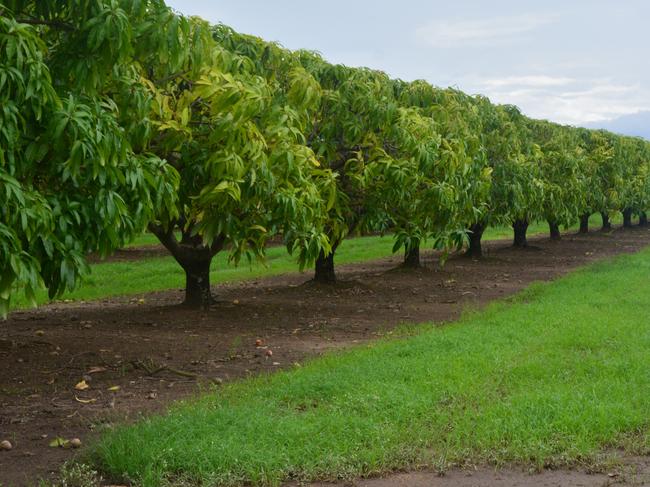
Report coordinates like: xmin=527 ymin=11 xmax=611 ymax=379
xmin=2 ymin=0 xmax=650 ymax=311
xmin=0 ymin=0 xmax=185 ymax=314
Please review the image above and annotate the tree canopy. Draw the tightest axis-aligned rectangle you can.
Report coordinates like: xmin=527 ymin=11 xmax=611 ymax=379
xmin=2 ymin=0 xmax=650 ymax=312
xmin=0 ymin=0 xmax=186 ymax=314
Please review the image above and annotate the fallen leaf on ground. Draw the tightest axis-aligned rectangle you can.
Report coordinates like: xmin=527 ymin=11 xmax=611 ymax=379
xmin=86 ymin=366 xmax=107 ymax=374
xmin=74 ymin=380 xmax=89 ymax=391
xmin=74 ymin=396 xmax=97 ymax=404
xmin=107 ymin=385 xmax=120 ymax=392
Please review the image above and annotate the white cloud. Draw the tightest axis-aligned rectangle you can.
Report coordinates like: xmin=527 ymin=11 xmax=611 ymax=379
xmin=482 ymin=76 xmax=575 ymax=88
xmin=471 ymin=77 xmax=650 ymax=124
xmin=415 ymin=14 xmax=557 ymax=48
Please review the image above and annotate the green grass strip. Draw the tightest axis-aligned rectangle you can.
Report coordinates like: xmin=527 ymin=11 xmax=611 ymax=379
xmin=92 ymin=246 xmax=650 ymax=486
xmin=11 ymin=215 xmax=618 ymax=310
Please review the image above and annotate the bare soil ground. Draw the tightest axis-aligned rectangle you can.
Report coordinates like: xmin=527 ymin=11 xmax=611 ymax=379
xmin=303 ymin=456 xmax=650 ymax=487
xmin=1 ymin=226 xmax=650 ymax=486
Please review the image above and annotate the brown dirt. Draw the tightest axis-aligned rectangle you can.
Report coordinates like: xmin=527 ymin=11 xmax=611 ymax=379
xmin=302 ymin=457 xmax=650 ymax=486
xmin=1 ymin=226 xmax=650 ymax=486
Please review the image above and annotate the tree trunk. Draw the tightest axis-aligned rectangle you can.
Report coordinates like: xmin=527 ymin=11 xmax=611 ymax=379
xmin=314 ymin=248 xmax=337 ymax=283
xmin=403 ymin=243 xmax=420 ymax=268
xmin=639 ymin=212 xmax=648 ymax=226
xmin=465 ymin=222 xmax=486 ymax=258
xmin=579 ymin=214 xmax=590 ymax=234
xmin=622 ymin=208 xmax=633 ymax=228
xmin=548 ymin=220 xmax=561 ymax=240
xmin=181 ymin=256 xmax=213 ymax=308
xmin=148 ymin=223 xmax=224 ymax=309
xmin=601 ymin=212 xmax=611 ymax=231
xmin=512 ymin=219 xmax=529 ymax=248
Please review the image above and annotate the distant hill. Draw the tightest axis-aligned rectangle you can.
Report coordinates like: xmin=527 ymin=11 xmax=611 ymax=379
xmin=584 ymin=111 xmax=650 ymax=140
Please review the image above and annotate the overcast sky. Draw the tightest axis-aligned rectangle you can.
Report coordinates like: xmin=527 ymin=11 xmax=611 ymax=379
xmin=166 ymin=0 xmax=649 ymax=126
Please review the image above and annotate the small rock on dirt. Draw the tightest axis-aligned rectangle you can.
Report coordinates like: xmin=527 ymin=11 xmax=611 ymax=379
xmin=1 ymin=440 xmax=13 ymax=451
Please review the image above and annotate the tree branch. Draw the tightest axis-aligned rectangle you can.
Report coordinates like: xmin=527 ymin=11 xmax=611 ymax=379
xmin=154 ymin=70 xmax=189 ymax=85
xmin=209 ymin=235 xmax=226 ymax=256
xmin=15 ymin=18 xmax=75 ymax=31
xmin=148 ymin=222 xmax=183 ymax=261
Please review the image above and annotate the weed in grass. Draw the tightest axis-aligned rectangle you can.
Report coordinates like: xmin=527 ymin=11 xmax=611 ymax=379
xmin=228 ymin=336 xmax=243 ymax=359
xmin=36 ymin=462 xmax=102 ymax=487
xmin=390 ymin=321 xmax=437 ymax=338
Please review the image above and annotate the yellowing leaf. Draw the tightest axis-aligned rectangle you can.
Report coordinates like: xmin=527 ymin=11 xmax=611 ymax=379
xmin=74 ymin=380 xmax=89 ymax=391
xmin=107 ymin=385 xmax=121 ymax=392
xmin=74 ymin=395 xmax=97 ymax=404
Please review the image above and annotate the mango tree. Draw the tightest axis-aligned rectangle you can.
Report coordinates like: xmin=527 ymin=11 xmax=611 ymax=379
xmin=371 ymin=104 xmax=466 ymax=268
xmin=296 ymin=55 xmax=404 ymax=282
xmin=487 ymin=106 xmax=543 ymax=248
xmin=635 ymin=141 xmax=650 ymax=225
xmin=146 ymin=25 xmax=333 ymax=306
xmin=530 ymin=121 xmax=585 ymax=240
xmin=616 ymin=136 xmax=649 ymax=227
xmin=459 ymin=102 xmax=541 ymax=254
xmin=396 ymin=82 xmax=491 ymax=259
xmin=0 ymin=0 xmax=185 ymax=315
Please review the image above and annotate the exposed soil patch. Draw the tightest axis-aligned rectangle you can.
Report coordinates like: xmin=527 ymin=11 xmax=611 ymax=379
xmin=1 ymin=226 xmax=650 ymax=486
xmin=301 ymin=456 xmax=650 ymax=486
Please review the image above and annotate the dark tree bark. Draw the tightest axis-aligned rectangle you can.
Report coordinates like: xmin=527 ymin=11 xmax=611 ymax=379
xmin=313 ymin=214 xmax=357 ymax=283
xmin=548 ymin=220 xmax=561 ymax=240
xmin=465 ymin=222 xmax=487 ymax=258
xmin=314 ymin=249 xmax=336 ymax=283
xmin=512 ymin=219 xmax=529 ymax=248
xmin=601 ymin=212 xmax=611 ymax=231
xmin=149 ymin=223 xmax=224 ymax=309
xmin=622 ymin=208 xmax=633 ymax=228
xmin=579 ymin=214 xmax=590 ymax=234
xmin=639 ymin=212 xmax=648 ymax=226
xmin=403 ymin=243 xmax=420 ymax=268
xmin=182 ymin=255 xmax=213 ymax=308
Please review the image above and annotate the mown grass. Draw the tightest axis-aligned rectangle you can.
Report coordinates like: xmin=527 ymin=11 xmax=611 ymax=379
xmin=92 ymin=246 xmax=650 ymax=486
xmin=11 ymin=214 xmax=621 ymax=310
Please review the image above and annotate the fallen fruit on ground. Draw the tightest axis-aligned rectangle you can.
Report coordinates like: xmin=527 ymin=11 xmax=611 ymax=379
xmin=49 ymin=438 xmax=68 ymax=448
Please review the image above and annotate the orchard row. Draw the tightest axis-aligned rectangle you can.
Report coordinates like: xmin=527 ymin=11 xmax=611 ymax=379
xmin=1 ymin=0 xmax=648 ymax=311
